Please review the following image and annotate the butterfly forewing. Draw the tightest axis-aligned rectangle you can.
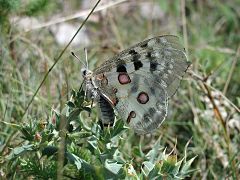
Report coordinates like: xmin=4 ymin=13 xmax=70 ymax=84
xmin=92 ymin=35 xmax=190 ymax=134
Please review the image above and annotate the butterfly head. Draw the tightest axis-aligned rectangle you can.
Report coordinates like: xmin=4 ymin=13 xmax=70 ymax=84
xmin=81 ymin=68 xmax=93 ymax=80
xmin=71 ymin=50 xmax=93 ymax=80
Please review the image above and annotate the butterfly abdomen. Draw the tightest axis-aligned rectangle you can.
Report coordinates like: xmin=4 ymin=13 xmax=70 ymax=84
xmin=99 ymin=95 xmax=115 ymax=126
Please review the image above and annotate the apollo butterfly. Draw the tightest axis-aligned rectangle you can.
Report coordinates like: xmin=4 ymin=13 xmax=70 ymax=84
xmin=75 ymin=35 xmax=190 ymax=134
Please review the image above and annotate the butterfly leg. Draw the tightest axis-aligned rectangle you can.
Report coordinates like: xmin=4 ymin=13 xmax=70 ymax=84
xmin=88 ymin=99 xmax=94 ymax=117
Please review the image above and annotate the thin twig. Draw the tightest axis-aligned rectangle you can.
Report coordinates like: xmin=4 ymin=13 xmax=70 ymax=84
xmin=202 ymin=83 xmax=227 ymax=133
xmin=223 ymin=45 xmax=240 ymax=95
xmin=21 ymin=0 xmax=102 ymax=119
xmin=0 ymin=120 xmax=20 ymax=128
xmin=181 ymin=0 xmax=189 ymax=57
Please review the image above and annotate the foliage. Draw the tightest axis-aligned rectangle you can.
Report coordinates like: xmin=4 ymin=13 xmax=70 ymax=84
xmin=3 ymin=88 xmax=196 ymax=179
xmin=1 ymin=0 xmax=240 ymax=179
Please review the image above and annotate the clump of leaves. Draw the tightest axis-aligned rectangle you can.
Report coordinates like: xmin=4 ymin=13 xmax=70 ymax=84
xmin=4 ymin=87 xmax=196 ymax=179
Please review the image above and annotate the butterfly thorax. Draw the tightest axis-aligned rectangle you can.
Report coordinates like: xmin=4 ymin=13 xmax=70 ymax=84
xmin=82 ymin=68 xmax=99 ymax=101
xmin=82 ymin=67 xmax=116 ymax=126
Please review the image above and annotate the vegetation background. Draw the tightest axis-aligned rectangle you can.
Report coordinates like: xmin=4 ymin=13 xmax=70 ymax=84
xmin=0 ymin=0 xmax=239 ymax=179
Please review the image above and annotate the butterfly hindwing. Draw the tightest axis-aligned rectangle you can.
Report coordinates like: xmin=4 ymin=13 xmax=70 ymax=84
xmin=92 ymin=35 xmax=189 ymax=134
xmin=94 ymin=70 xmax=168 ymax=134
xmin=116 ymin=73 xmax=168 ymax=134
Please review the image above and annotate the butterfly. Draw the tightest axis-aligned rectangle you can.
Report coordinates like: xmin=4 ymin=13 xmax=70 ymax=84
xmin=78 ymin=35 xmax=190 ymax=134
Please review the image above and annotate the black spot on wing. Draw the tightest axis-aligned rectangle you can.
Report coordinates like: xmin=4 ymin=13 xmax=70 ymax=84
xmin=116 ymin=64 xmax=127 ymax=72
xmin=150 ymin=61 xmax=158 ymax=72
xmin=143 ymin=113 xmax=151 ymax=123
xmin=133 ymin=54 xmax=141 ymax=62
xmin=129 ymin=49 xmax=138 ymax=55
xmin=146 ymin=52 xmax=152 ymax=58
xmin=128 ymin=49 xmax=143 ymax=70
xmin=134 ymin=61 xmax=143 ymax=70
xmin=128 ymin=49 xmax=141 ymax=61
xmin=140 ymin=42 xmax=148 ymax=48
xmin=116 ymin=59 xmax=127 ymax=72
xmin=149 ymin=107 xmax=156 ymax=115
xmin=115 ymin=97 xmax=119 ymax=105
xmin=150 ymin=87 xmax=155 ymax=95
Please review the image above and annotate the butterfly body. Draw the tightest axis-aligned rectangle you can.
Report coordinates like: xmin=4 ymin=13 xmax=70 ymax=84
xmin=82 ymin=35 xmax=190 ymax=134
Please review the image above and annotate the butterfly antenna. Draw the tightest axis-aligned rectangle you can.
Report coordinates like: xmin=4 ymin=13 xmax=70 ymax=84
xmin=84 ymin=48 xmax=89 ymax=70
xmin=71 ymin=51 xmax=87 ymax=68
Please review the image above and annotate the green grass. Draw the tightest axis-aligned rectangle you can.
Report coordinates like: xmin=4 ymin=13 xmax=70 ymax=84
xmin=0 ymin=0 xmax=240 ymax=179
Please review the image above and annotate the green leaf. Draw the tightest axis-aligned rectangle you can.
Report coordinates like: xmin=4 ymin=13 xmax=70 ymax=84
xmin=83 ymin=107 xmax=91 ymax=113
xmin=71 ymin=89 xmax=76 ymax=98
xmin=172 ymin=158 xmax=184 ymax=176
xmin=113 ymin=149 xmax=126 ymax=164
xmin=69 ymin=131 xmax=92 ymax=139
xmin=141 ymin=161 xmax=155 ymax=176
xmin=148 ymin=163 xmax=162 ymax=179
xmin=105 ymin=159 xmax=123 ymax=174
xmin=146 ymin=138 xmax=164 ymax=163
xmin=160 ymin=159 xmax=176 ymax=175
xmin=66 ymin=152 xmax=82 ymax=170
xmin=67 ymin=153 xmax=95 ymax=173
xmin=87 ymin=137 xmax=99 ymax=151
xmin=20 ymin=126 xmax=34 ymax=141
xmin=112 ymin=119 xmax=126 ymax=135
xmin=7 ymin=144 xmax=34 ymax=160
xmin=66 ymin=101 xmax=75 ymax=108
xmin=126 ymin=164 xmax=138 ymax=177
xmin=180 ymin=156 xmax=197 ymax=176
xmin=68 ymin=108 xmax=81 ymax=121
xmin=98 ymin=119 xmax=126 ymax=144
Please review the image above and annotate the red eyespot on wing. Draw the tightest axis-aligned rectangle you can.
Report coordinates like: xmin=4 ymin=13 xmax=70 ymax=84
xmin=96 ymin=73 xmax=104 ymax=80
xmin=127 ymin=111 xmax=136 ymax=123
xmin=137 ymin=92 xmax=149 ymax=104
xmin=97 ymin=73 xmax=108 ymax=86
xmin=118 ymin=73 xmax=131 ymax=84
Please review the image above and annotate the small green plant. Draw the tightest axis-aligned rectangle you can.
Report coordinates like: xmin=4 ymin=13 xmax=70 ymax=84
xmin=4 ymin=87 xmax=196 ymax=179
